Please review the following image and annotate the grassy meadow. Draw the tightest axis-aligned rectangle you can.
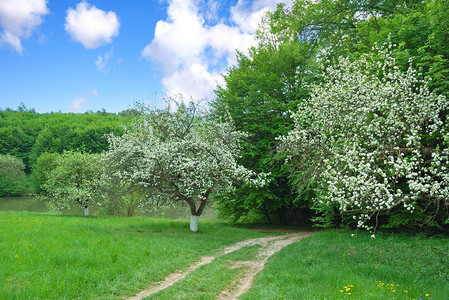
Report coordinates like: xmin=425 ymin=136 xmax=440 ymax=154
xmin=0 ymin=211 xmax=265 ymax=299
xmin=1 ymin=210 xmax=448 ymax=299
xmin=243 ymin=230 xmax=449 ymax=300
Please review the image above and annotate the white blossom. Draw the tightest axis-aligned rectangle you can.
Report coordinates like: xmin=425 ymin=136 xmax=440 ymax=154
xmin=102 ymin=100 xmax=268 ymax=230
xmin=279 ymin=46 xmax=449 ymax=230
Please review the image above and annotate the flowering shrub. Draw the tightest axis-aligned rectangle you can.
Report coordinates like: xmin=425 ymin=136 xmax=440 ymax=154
xmin=102 ymin=100 xmax=268 ymax=231
xmin=279 ymin=46 xmax=449 ymax=231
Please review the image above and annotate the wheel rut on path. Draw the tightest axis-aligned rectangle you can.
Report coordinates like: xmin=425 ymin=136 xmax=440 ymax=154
xmin=127 ymin=231 xmax=314 ymax=300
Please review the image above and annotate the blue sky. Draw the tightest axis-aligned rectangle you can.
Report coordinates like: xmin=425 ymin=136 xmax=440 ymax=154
xmin=0 ymin=0 xmax=288 ymax=113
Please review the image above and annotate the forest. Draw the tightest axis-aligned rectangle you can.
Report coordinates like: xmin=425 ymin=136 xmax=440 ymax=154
xmin=1 ymin=0 xmax=449 ymax=233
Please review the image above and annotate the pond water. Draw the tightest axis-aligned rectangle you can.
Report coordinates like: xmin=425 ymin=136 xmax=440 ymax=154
xmin=0 ymin=196 xmax=216 ymax=219
xmin=0 ymin=196 xmax=48 ymax=212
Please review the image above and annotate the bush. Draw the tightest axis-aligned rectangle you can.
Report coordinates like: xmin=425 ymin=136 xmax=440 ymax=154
xmin=0 ymin=154 xmax=26 ymax=196
xmin=31 ymin=152 xmax=60 ymax=193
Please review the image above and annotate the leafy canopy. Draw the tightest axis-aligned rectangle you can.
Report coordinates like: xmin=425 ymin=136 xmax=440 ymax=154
xmin=40 ymin=151 xmax=101 ymax=215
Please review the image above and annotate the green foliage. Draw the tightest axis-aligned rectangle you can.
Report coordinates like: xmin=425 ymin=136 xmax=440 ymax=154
xmin=267 ymin=0 xmax=449 ymax=99
xmin=0 ymin=111 xmax=37 ymax=173
xmin=211 ymin=31 xmax=318 ymax=225
xmin=98 ymin=185 xmax=146 ymax=217
xmin=29 ymin=114 xmax=125 ymax=167
xmin=217 ymin=0 xmax=449 ymax=230
xmin=40 ymin=151 xmax=102 ymax=215
xmin=31 ymin=152 xmax=59 ymax=193
xmin=211 ymin=0 xmax=449 ymax=227
xmin=0 ymin=154 xmax=26 ymax=196
xmin=0 ymin=108 xmax=127 ymax=174
xmin=357 ymin=0 xmax=449 ymax=97
xmin=379 ymin=198 xmax=449 ymax=230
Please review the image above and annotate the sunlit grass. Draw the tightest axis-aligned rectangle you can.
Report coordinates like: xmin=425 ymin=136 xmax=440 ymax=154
xmin=146 ymin=245 xmax=261 ymax=299
xmin=3 ymin=211 xmax=447 ymax=299
xmin=242 ymin=230 xmax=449 ymax=299
xmin=0 ymin=211 xmax=265 ymax=299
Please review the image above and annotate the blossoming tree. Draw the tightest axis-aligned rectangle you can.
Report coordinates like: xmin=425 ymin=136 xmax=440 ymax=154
xmin=40 ymin=151 xmax=101 ymax=216
xmin=102 ymin=100 xmax=267 ymax=232
xmin=279 ymin=46 xmax=449 ymax=231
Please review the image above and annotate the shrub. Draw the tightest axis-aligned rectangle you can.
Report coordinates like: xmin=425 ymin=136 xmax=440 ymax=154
xmin=0 ymin=154 xmax=26 ymax=196
xmin=31 ymin=152 xmax=60 ymax=193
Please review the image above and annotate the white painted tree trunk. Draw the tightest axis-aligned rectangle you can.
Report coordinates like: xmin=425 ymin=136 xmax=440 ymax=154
xmin=190 ymin=215 xmax=199 ymax=232
xmin=84 ymin=207 xmax=89 ymax=216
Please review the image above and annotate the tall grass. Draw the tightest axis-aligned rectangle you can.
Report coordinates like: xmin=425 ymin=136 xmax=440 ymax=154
xmin=242 ymin=230 xmax=449 ymax=299
xmin=0 ymin=211 xmax=265 ymax=299
xmin=3 ymin=211 xmax=447 ymax=299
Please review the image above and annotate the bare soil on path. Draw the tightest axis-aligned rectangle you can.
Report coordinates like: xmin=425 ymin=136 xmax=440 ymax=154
xmin=127 ymin=231 xmax=314 ymax=300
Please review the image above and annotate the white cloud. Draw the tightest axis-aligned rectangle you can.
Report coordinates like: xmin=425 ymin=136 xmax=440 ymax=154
xmin=200 ymin=0 xmax=219 ymax=23
xmin=70 ymin=96 xmax=87 ymax=112
xmin=92 ymin=88 xmax=98 ymax=96
xmin=141 ymin=0 xmax=287 ymax=100
xmin=230 ymin=0 xmax=290 ymax=33
xmin=95 ymin=48 xmax=113 ymax=72
xmin=65 ymin=1 xmax=120 ymax=49
xmin=162 ymin=62 xmax=222 ymax=100
xmin=0 ymin=0 xmax=49 ymax=53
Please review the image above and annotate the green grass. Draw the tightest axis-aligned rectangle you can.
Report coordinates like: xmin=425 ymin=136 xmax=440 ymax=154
xmin=0 ymin=211 xmax=266 ymax=299
xmin=241 ymin=230 xmax=449 ymax=300
xmin=146 ymin=244 xmax=261 ymax=299
xmin=2 ymin=211 xmax=448 ymax=300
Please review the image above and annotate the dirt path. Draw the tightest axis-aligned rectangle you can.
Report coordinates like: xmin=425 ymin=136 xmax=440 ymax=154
xmin=126 ymin=231 xmax=314 ymax=300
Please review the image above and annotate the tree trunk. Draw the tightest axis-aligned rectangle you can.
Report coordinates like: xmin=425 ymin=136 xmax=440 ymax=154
xmin=190 ymin=215 xmax=199 ymax=232
xmin=188 ymin=199 xmax=206 ymax=233
xmin=127 ymin=202 xmax=134 ymax=217
xmin=187 ymin=188 xmax=212 ymax=232
xmin=84 ymin=206 xmax=89 ymax=216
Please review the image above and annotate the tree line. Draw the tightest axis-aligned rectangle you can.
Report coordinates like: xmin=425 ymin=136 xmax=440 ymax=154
xmin=0 ymin=107 xmax=129 ymax=196
xmin=0 ymin=107 xmax=131 ymax=173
